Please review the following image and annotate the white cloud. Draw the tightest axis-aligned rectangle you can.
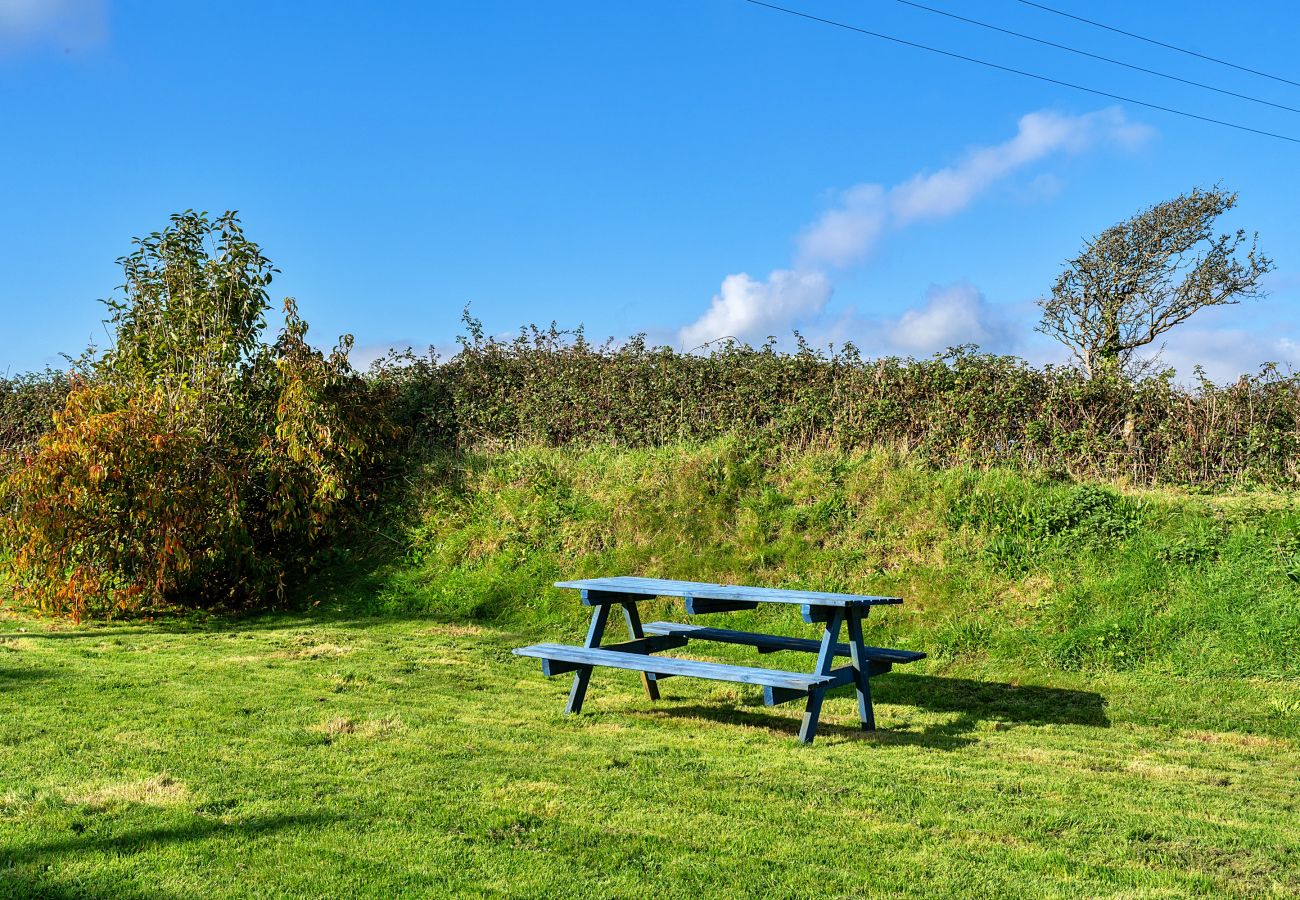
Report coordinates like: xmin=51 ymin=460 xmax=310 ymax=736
xmin=889 ymin=282 xmax=1011 ymax=354
xmin=795 ymin=184 xmax=887 ymax=269
xmin=0 ymin=0 xmax=105 ymax=52
xmin=678 ymin=269 xmax=832 ymax=349
xmin=796 ymin=281 xmax=1017 ymax=358
xmin=891 ymin=107 xmax=1149 ymax=225
xmin=1134 ymin=327 xmax=1300 ymax=384
xmin=796 ymin=107 xmax=1151 ymax=269
xmin=681 ymin=107 xmax=1152 ymax=349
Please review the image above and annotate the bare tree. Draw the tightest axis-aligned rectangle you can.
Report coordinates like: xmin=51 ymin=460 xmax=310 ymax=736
xmin=1037 ymin=186 xmax=1273 ymax=377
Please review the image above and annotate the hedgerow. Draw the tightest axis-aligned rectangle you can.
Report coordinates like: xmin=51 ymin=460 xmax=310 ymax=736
xmin=9 ymin=317 xmax=1300 ymax=493
xmin=372 ymin=320 xmax=1300 ymax=489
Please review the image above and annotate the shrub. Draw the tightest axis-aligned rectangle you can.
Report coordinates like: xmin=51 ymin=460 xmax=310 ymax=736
xmin=379 ymin=318 xmax=1300 ymax=489
xmin=1 ymin=212 xmax=388 ymax=619
xmin=0 ymin=369 xmax=71 ymax=460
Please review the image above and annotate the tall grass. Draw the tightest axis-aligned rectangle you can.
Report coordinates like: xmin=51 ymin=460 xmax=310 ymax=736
xmin=369 ymin=439 xmax=1300 ymax=677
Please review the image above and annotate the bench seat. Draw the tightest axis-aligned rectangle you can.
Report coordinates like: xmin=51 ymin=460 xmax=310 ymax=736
xmin=642 ymin=622 xmax=926 ymax=664
xmin=513 ymin=643 xmax=838 ymax=693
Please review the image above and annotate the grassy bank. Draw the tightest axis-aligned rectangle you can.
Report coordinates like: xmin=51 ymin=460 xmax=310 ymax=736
xmin=369 ymin=440 xmax=1300 ymax=680
xmin=3 ymin=441 xmax=1299 ymax=896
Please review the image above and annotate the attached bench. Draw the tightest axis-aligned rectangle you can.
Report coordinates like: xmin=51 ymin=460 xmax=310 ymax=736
xmin=513 ymin=643 xmax=842 ymax=693
xmin=513 ymin=577 xmax=925 ymax=744
xmin=641 ymin=621 xmax=926 ymax=667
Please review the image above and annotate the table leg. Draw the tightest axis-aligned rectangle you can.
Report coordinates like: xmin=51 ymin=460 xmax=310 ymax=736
xmin=620 ymin=602 xmax=660 ymax=701
xmin=566 ymin=603 xmax=611 ymax=715
xmin=845 ymin=607 xmax=876 ymax=731
xmin=799 ymin=608 xmax=844 ymax=744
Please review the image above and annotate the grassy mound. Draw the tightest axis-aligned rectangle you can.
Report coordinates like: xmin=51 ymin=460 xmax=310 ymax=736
xmin=358 ymin=439 xmax=1300 ymax=679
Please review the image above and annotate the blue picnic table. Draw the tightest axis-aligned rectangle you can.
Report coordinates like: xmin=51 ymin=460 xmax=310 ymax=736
xmin=513 ymin=576 xmax=925 ymax=744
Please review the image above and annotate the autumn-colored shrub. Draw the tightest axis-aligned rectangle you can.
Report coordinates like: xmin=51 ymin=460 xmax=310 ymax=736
xmin=1 ymin=212 xmax=388 ymax=619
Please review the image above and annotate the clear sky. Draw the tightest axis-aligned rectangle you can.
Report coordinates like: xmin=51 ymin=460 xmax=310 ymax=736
xmin=3 ymin=0 xmax=1298 ymax=382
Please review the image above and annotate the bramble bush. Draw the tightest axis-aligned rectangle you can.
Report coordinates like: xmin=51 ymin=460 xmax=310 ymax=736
xmin=0 ymin=369 xmax=70 ymax=459
xmin=1 ymin=212 xmax=389 ymax=620
xmin=371 ymin=317 xmax=1300 ymax=489
xmin=12 ymin=312 xmax=1300 ymax=496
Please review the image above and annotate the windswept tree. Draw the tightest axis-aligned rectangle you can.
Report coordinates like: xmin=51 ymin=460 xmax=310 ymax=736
xmin=1037 ymin=187 xmax=1273 ymax=378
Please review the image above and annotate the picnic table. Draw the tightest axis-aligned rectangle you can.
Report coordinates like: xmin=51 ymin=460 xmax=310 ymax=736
xmin=513 ymin=576 xmax=925 ymax=744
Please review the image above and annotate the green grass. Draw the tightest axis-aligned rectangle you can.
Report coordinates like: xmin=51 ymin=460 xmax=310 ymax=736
xmin=3 ymin=440 xmax=1300 ymax=897
xmin=1 ymin=611 xmax=1298 ymax=898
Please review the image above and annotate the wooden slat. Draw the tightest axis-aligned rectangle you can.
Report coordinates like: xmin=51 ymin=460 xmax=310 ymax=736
xmin=555 ymin=576 xmax=903 ymax=608
xmin=642 ymin=622 xmax=926 ymax=664
xmin=513 ymin=643 xmax=835 ymax=692
xmin=764 ymin=666 xmax=858 ymax=706
xmin=538 ymin=635 xmax=688 ymax=676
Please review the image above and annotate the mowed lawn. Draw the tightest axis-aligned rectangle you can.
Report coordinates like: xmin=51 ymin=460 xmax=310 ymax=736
xmin=1 ymin=611 xmax=1298 ymax=899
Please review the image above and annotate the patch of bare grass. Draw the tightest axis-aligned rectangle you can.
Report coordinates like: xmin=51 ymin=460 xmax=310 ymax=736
xmin=69 ymin=774 xmax=189 ymax=810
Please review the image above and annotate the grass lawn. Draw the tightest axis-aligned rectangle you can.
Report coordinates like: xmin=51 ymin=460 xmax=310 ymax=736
xmin=2 ymin=608 xmax=1298 ymax=899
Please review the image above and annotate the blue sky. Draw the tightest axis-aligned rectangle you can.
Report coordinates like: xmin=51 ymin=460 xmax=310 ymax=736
xmin=3 ymin=0 xmax=1298 ymax=382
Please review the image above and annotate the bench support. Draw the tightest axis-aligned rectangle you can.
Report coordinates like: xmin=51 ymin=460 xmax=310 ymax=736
xmin=567 ymin=600 xmax=668 ymax=713
xmin=620 ymin=601 xmax=660 ymax=701
xmin=845 ymin=607 xmax=875 ymax=731
xmin=565 ymin=603 xmax=610 ymax=714
xmin=799 ymin=608 xmax=845 ymax=744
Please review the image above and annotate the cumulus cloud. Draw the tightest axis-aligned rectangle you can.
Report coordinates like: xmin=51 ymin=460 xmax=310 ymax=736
xmin=889 ymin=283 xmax=1012 ymax=354
xmin=681 ymin=107 xmax=1151 ymax=348
xmin=679 ymin=269 xmax=832 ymax=349
xmin=0 ymin=0 xmax=106 ymax=52
xmin=1133 ymin=327 xmax=1300 ymax=384
xmin=797 ymin=281 xmax=1017 ymax=359
xmin=795 ymin=184 xmax=887 ymax=269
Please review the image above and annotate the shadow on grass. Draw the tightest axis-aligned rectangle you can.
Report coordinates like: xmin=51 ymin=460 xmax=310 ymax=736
xmin=1 ymin=812 xmax=339 ymax=865
xmin=644 ymin=674 xmax=1108 ymax=750
xmin=875 ymin=673 xmax=1109 ymax=727
xmin=0 ymin=667 xmax=47 ymax=691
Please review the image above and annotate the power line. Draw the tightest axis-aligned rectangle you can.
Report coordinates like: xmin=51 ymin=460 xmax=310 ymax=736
xmin=1013 ymin=0 xmax=1300 ymax=90
xmin=739 ymin=0 xmax=1300 ymax=145
xmin=894 ymin=0 xmax=1300 ymax=116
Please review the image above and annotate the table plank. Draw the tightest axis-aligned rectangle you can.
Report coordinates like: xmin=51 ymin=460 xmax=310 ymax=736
xmin=555 ymin=576 xmax=902 ymax=608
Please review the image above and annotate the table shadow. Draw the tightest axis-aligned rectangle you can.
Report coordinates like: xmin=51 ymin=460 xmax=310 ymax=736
xmin=642 ymin=673 xmax=1108 ymax=749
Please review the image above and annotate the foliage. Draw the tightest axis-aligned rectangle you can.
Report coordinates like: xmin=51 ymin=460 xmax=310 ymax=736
xmin=1036 ymin=186 xmax=1274 ymax=377
xmin=13 ymin=312 xmax=1300 ymax=495
xmin=0 ymin=368 xmax=70 ymax=460
xmin=1 ymin=212 xmax=386 ymax=619
xmin=374 ymin=318 xmax=1300 ymax=489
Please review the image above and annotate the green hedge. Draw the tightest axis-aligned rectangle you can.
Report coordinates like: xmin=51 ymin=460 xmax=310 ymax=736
xmin=0 ymin=369 xmax=70 ymax=458
xmin=375 ymin=325 xmax=1300 ymax=488
xmin=10 ymin=323 xmax=1300 ymax=489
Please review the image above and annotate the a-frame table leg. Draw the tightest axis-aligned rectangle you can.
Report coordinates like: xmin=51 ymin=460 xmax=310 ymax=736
xmin=566 ymin=603 xmax=611 ymax=715
xmin=799 ymin=607 xmax=845 ymax=744
xmin=620 ymin=601 xmax=660 ymax=701
xmin=845 ymin=607 xmax=876 ymax=731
